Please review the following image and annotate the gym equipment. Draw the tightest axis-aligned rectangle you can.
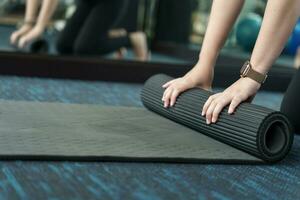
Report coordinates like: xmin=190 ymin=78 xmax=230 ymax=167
xmin=0 ymin=74 xmax=293 ymax=163
xmin=142 ymin=74 xmax=294 ymax=163
xmin=17 ymin=38 xmax=49 ymax=53
xmin=236 ymin=13 xmax=262 ymax=51
xmin=0 ymin=101 xmax=261 ymax=163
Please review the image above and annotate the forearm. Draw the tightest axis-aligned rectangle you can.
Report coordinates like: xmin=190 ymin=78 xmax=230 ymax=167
xmin=24 ymin=0 xmax=41 ymax=23
xmin=251 ymin=0 xmax=300 ymax=75
xmin=35 ymin=0 xmax=59 ymax=30
xmin=186 ymin=0 xmax=245 ymax=82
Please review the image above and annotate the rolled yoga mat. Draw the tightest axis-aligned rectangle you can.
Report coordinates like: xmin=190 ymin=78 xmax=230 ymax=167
xmin=15 ymin=38 xmax=49 ymax=53
xmin=142 ymin=74 xmax=294 ymax=163
xmin=0 ymin=74 xmax=294 ymax=163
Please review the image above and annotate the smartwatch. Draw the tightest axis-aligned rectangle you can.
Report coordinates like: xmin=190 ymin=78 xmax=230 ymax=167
xmin=240 ymin=60 xmax=268 ymax=84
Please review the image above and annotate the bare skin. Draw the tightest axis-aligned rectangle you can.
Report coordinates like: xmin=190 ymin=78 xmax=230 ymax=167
xmin=129 ymin=32 xmax=149 ymax=61
xmin=162 ymin=0 xmax=300 ymax=124
xmin=10 ymin=0 xmax=41 ymax=45
xmin=10 ymin=0 xmax=58 ymax=48
xmin=109 ymin=30 xmax=150 ymax=61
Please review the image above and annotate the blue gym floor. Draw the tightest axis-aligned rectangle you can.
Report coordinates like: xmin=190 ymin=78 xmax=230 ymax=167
xmin=0 ymin=75 xmax=298 ymax=199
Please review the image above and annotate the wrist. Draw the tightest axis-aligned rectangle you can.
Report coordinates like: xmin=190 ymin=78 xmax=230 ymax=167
xmin=243 ymin=77 xmax=262 ymax=91
xmin=185 ymin=66 xmax=214 ymax=88
xmin=33 ymin=23 xmax=46 ymax=33
xmin=249 ymin=59 xmax=269 ymax=75
xmin=240 ymin=60 xmax=268 ymax=84
xmin=35 ymin=20 xmax=47 ymax=30
xmin=24 ymin=17 xmax=36 ymax=24
xmin=184 ymin=73 xmax=199 ymax=87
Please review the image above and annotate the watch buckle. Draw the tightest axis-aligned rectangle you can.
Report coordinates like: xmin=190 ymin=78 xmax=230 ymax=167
xmin=240 ymin=62 xmax=251 ymax=78
xmin=262 ymin=74 xmax=268 ymax=84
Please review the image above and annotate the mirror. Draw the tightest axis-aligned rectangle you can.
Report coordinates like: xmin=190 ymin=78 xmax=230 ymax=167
xmin=0 ymin=0 xmax=297 ymax=67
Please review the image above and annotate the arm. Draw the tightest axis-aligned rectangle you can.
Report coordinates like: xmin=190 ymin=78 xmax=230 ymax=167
xmin=251 ymin=0 xmax=300 ymax=75
xmin=10 ymin=0 xmax=41 ymax=44
xmin=35 ymin=0 xmax=59 ymax=31
xmin=203 ymin=0 xmax=300 ymax=124
xmin=24 ymin=0 xmax=41 ymax=24
xmin=162 ymin=0 xmax=244 ymax=107
xmin=18 ymin=0 xmax=59 ymax=48
xmin=187 ymin=0 xmax=245 ymax=84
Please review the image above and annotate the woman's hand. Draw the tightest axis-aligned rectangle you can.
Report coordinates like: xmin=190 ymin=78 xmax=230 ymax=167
xmin=10 ymin=24 xmax=33 ymax=45
xmin=162 ymin=65 xmax=214 ymax=108
xmin=202 ymin=77 xmax=261 ymax=124
xmin=18 ymin=25 xmax=44 ymax=49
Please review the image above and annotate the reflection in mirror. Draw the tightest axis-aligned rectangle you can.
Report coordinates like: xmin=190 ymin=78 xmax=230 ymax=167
xmin=0 ymin=0 xmax=191 ymax=64
xmin=0 ymin=0 xmax=298 ymax=67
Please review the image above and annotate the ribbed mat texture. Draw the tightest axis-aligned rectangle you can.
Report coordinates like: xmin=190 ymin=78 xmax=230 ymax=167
xmin=141 ymin=74 xmax=294 ymax=163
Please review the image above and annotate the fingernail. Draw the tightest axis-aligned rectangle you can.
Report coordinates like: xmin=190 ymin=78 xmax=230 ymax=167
xmin=212 ymin=118 xmax=216 ymax=123
xmin=206 ymin=119 xmax=210 ymax=124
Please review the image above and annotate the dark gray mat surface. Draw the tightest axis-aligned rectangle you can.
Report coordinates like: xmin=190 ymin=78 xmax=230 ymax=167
xmin=0 ymin=100 xmax=259 ymax=163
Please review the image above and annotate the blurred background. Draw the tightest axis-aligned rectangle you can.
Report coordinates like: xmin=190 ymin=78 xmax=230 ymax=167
xmin=0 ymin=0 xmax=298 ymax=67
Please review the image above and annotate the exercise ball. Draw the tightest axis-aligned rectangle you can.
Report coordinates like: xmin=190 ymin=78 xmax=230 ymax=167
xmin=236 ymin=13 xmax=262 ymax=51
xmin=284 ymin=19 xmax=300 ymax=55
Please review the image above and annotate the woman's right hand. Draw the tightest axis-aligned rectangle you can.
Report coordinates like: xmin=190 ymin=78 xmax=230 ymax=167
xmin=162 ymin=65 xmax=214 ymax=108
xmin=10 ymin=24 xmax=33 ymax=45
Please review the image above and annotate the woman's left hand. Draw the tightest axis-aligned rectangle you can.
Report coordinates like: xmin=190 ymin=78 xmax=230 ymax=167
xmin=18 ymin=25 xmax=44 ymax=49
xmin=202 ymin=77 xmax=261 ymax=124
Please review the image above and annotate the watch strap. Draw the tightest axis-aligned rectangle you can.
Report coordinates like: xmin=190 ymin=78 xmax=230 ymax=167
xmin=247 ymin=67 xmax=267 ymax=84
xmin=241 ymin=61 xmax=267 ymax=84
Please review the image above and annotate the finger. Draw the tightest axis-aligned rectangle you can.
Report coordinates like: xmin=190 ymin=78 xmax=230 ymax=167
xmin=170 ymin=89 xmax=179 ymax=107
xmin=202 ymin=96 xmax=213 ymax=116
xmin=205 ymin=100 xmax=217 ymax=124
xmin=211 ymin=97 xmax=231 ymax=123
xmin=11 ymin=33 xmax=19 ymax=44
xmin=163 ymin=88 xmax=173 ymax=108
xmin=19 ymin=35 xmax=32 ymax=48
xmin=202 ymin=94 xmax=219 ymax=116
xmin=162 ymin=87 xmax=171 ymax=101
xmin=10 ymin=34 xmax=15 ymax=43
xmin=18 ymin=38 xmax=26 ymax=49
xmin=228 ymin=97 xmax=243 ymax=114
xmin=162 ymin=80 xmax=175 ymax=88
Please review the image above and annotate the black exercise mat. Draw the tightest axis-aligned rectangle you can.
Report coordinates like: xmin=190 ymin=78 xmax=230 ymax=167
xmin=13 ymin=38 xmax=49 ymax=53
xmin=142 ymin=74 xmax=294 ymax=163
xmin=0 ymin=100 xmax=261 ymax=163
xmin=0 ymin=74 xmax=293 ymax=163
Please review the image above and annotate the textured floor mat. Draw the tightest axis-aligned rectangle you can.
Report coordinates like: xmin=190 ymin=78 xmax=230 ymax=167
xmin=0 ymin=100 xmax=262 ymax=163
xmin=0 ymin=75 xmax=293 ymax=163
